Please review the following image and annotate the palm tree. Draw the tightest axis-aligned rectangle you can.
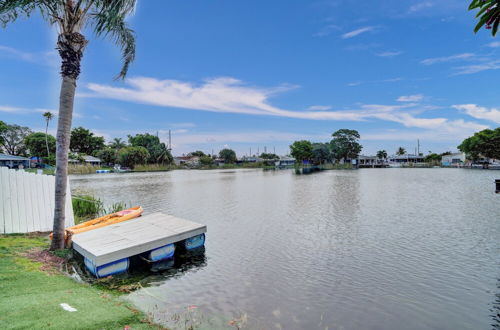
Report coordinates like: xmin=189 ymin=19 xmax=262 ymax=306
xmin=109 ymin=137 xmax=126 ymax=149
xmin=376 ymin=150 xmax=387 ymax=160
xmin=42 ymin=111 xmax=53 ymax=157
xmin=396 ymin=147 xmax=406 ymax=156
xmin=1 ymin=1 xmax=137 ymax=250
xmin=469 ymin=0 xmax=500 ymax=35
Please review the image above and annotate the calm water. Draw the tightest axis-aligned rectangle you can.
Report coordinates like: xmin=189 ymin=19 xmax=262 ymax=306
xmin=71 ymin=168 xmax=500 ymax=330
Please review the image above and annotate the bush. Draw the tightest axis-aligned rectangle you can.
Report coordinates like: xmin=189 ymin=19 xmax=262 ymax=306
xmin=117 ymin=146 xmax=149 ymax=168
xmin=72 ymin=195 xmax=104 ymax=223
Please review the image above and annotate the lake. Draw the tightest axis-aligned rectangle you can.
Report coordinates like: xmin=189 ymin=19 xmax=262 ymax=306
xmin=70 ymin=168 xmax=500 ymax=330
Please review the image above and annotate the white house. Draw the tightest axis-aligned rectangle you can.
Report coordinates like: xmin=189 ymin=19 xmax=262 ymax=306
xmin=441 ymin=153 xmax=466 ymax=166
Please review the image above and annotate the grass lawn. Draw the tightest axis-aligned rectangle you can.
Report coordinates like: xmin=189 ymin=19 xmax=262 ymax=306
xmin=0 ymin=235 xmax=160 ymax=330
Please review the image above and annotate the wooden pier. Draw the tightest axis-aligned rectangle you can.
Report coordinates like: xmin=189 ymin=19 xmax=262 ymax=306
xmin=72 ymin=212 xmax=207 ymax=267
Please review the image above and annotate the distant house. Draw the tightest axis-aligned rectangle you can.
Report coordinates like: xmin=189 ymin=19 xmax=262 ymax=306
xmin=388 ymin=154 xmax=425 ymax=166
xmin=358 ymin=155 xmax=385 ymax=167
xmin=276 ymin=156 xmax=295 ymax=168
xmin=174 ymin=156 xmax=200 ymax=166
xmin=68 ymin=154 xmax=102 ymax=166
xmin=441 ymin=153 xmax=465 ymax=166
xmin=83 ymin=155 xmax=102 ymax=165
xmin=0 ymin=153 xmax=30 ymax=169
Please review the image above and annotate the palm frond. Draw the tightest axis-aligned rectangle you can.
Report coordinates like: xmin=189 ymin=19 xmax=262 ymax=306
xmin=0 ymin=0 xmax=37 ymax=26
xmin=92 ymin=0 xmax=137 ymax=79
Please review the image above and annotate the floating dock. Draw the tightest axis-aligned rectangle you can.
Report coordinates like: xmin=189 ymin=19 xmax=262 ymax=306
xmin=72 ymin=213 xmax=206 ymax=277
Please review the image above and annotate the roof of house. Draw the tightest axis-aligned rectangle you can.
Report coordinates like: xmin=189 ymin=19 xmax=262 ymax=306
xmin=84 ymin=155 xmax=101 ymax=162
xmin=0 ymin=153 xmax=30 ymax=161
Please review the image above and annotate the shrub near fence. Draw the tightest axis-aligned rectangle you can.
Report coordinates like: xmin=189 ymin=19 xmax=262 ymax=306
xmin=0 ymin=167 xmax=74 ymax=234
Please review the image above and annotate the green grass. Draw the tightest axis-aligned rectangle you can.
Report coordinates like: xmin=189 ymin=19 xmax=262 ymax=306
xmin=131 ymin=164 xmax=176 ymax=172
xmin=0 ymin=235 xmax=159 ymax=330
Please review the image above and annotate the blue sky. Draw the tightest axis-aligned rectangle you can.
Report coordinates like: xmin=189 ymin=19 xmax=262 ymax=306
xmin=1 ymin=0 xmax=500 ymax=156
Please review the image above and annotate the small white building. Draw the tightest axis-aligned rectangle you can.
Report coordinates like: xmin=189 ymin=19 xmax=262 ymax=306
xmin=441 ymin=153 xmax=465 ymax=166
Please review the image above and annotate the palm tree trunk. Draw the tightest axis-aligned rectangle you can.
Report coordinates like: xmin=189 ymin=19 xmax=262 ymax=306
xmin=50 ymin=31 xmax=87 ymax=250
xmin=50 ymin=77 xmax=76 ymax=250
xmin=45 ymin=121 xmax=50 ymax=157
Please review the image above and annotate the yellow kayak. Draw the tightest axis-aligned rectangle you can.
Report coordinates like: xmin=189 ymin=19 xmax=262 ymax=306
xmin=52 ymin=206 xmax=143 ymax=246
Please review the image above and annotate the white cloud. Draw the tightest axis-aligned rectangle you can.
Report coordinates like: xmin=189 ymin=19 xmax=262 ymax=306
xmin=409 ymin=2 xmax=434 ymax=13
xmin=306 ymin=105 xmax=332 ymax=111
xmin=453 ymin=60 xmax=500 ymax=75
xmin=341 ymin=26 xmax=376 ymax=39
xmin=420 ymin=53 xmax=475 ymax=65
xmin=397 ymin=94 xmax=424 ymax=102
xmin=487 ymin=41 xmax=500 ymax=48
xmin=0 ymin=105 xmax=24 ymax=113
xmin=377 ymin=51 xmax=403 ymax=57
xmin=86 ymin=76 xmax=486 ymax=134
xmin=313 ymin=24 xmax=341 ymax=37
xmin=0 ymin=45 xmax=58 ymax=67
xmin=453 ymin=104 xmax=500 ymax=124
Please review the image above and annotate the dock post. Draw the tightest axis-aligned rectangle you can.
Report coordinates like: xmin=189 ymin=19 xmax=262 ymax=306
xmin=496 ymin=179 xmax=500 ymax=193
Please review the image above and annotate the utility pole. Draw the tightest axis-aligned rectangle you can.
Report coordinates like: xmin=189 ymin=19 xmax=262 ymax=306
xmin=167 ymin=130 xmax=172 ymax=152
xmin=417 ymin=139 xmax=420 ymax=155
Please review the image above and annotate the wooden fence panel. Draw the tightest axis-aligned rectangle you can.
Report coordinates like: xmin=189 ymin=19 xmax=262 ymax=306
xmin=0 ymin=167 xmax=74 ymax=234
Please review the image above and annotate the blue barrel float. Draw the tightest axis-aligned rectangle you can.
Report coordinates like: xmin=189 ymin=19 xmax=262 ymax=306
xmin=182 ymin=233 xmax=206 ymax=250
xmin=84 ymin=257 xmax=129 ymax=278
xmin=147 ymin=243 xmax=176 ymax=262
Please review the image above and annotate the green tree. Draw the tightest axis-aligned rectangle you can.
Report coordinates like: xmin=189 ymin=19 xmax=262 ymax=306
xmin=469 ymin=0 xmax=500 ymax=35
xmin=118 ymin=146 xmax=149 ymax=168
xmin=311 ymin=143 xmax=331 ymax=164
xmin=259 ymin=152 xmax=279 ymax=160
xmin=396 ymin=147 xmax=406 ymax=156
xmin=330 ymin=129 xmax=362 ymax=161
xmin=290 ymin=140 xmax=313 ymax=163
xmin=1 ymin=0 xmax=137 ymax=250
xmin=70 ymin=127 xmax=105 ymax=155
xmin=219 ymin=148 xmax=237 ymax=163
xmin=190 ymin=150 xmax=206 ymax=157
xmin=376 ymin=150 xmax=388 ymax=160
xmin=458 ymin=128 xmax=500 ymax=161
xmin=0 ymin=120 xmax=7 ymax=151
xmin=25 ymin=132 xmax=56 ymax=157
xmin=425 ymin=153 xmax=442 ymax=163
xmin=109 ymin=137 xmax=127 ymax=149
xmin=128 ymin=133 xmax=172 ymax=164
xmin=42 ymin=111 xmax=54 ymax=157
xmin=199 ymin=155 xmax=214 ymax=166
xmin=0 ymin=124 xmax=32 ymax=156
xmin=95 ymin=148 xmax=117 ymax=165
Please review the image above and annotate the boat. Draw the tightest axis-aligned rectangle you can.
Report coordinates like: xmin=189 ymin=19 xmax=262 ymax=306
xmin=58 ymin=206 xmax=143 ymax=246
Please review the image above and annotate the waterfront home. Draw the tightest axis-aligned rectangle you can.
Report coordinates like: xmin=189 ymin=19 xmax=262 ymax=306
xmin=275 ymin=156 xmax=296 ymax=168
xmin=68 ymin=155 xmax=102 ymax=166
xmin=358 ymin=155 xmax=387 ymax=167
xmin=174 ymin=156 xmax=200 ymax=166
xmin=387 ymin=154 xmax=425 ymax=166
xmin=0 ymin=153 xmax=31 ymax=169
xmin=441 ymin=153 xmax=465 ymax=167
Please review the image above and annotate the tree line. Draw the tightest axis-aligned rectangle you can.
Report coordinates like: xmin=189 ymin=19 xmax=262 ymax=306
xmin=290 ymin=129 xmax=363 ymax=164
xmin=0 ymin=120 xmax=173 ymax=169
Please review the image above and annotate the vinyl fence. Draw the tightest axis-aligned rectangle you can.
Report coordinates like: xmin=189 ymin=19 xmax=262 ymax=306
xmin=0 ymin=167 xmax=74 ymax=234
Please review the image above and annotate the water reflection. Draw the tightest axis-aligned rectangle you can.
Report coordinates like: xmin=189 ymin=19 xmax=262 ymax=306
xmin=71 ymin=169 xmax=500 ymax=330
xmin=140 ymin=248 xmax=207 ymax=285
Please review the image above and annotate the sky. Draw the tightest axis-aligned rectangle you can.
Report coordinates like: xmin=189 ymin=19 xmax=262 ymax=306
xmin=1 ymin=0 xmax=500 ymax=156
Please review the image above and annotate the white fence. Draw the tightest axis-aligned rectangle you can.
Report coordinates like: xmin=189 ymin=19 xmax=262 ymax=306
xmin=0 ymin=167 xmax=74 ymax=234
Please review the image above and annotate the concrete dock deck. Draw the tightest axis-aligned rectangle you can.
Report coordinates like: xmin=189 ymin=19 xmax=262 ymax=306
xmin=72 ymin=212 xmax=207 ymax=266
